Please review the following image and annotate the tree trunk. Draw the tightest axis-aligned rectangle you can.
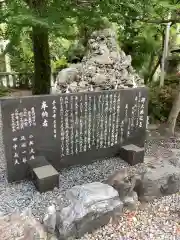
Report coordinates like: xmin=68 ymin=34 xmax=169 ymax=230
xmin=167 ymin=84 xmax=180 ymax=135
xmin=144 ymin=53 xmax=155 ymax=84
xmin=160 ymin=14 xmax=171 ymax=87
xmin=32 ymin=26 xmax=51 ymax=95
xmin=25 ymin=0 xmax=51 ymax=95
xmin=148 ymin=54 xmax=162 ymax=82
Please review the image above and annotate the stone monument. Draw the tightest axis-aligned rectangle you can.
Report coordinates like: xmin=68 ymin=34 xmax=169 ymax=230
xmin=0 ymin=28 xmax=148 ymax=193
xmin=54 ymin=28 xmax=144 ymax=93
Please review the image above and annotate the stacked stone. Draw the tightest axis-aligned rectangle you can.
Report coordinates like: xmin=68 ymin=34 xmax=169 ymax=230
xmin=55 ymin=28 xmax=144 ymax=93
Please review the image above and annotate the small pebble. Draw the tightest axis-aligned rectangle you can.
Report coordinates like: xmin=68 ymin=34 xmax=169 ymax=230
xmin=0 ymin=106 xmax=180 ymax=239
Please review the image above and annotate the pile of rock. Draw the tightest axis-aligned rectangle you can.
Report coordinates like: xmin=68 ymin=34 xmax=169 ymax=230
xmin=43 ymin=157 xmax=180 ymax=239
xmin=0 ymin=209 xmax=57 ymax=240
xmin=53 ymin=28 xmax=144 ymax=94
xmin=44 ymin=182 xmax=124 ymax=239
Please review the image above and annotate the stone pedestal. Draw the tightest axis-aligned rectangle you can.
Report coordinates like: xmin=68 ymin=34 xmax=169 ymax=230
xmin=27 ymin=155 xmax=49 ymax=179
xmin=32 ymin=165 xmax=59 ymax=192
xmin=28 ymin=156 xmax=59 ymax=192
xmin=119 ymin=144 xmax=145 ymax=165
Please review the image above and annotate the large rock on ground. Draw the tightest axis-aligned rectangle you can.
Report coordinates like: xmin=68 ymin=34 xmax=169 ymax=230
xmin=138 ymin=161 xmax=180 ymax=201
xmin=56 ymin=182 xmax=123 ymax=239
xmin=0 ymin=210 xmax=53 ymax=240
xmin=107 ymin=158 xmax=180 ymax=203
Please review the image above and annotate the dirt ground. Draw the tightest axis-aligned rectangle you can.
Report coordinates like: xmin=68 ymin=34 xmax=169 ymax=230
xmin=8 ymin=89 xmax=32 ymax=97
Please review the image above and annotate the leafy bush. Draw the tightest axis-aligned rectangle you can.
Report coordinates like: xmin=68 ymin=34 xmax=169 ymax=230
xmin=148 ymin=76 xmax=179 ymax=123
xmin=0 ymin=87 xmax=10 ymax=97
xmin=52 ymin=57 xmax=68 ymax=72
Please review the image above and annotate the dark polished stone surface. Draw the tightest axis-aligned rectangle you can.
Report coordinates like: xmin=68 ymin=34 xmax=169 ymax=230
xmin=1 ymin=87 xmax=148 ymax=182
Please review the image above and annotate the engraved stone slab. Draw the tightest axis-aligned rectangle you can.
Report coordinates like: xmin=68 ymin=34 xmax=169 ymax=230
xmin=1 ymin=87 xmax=148 ymax=182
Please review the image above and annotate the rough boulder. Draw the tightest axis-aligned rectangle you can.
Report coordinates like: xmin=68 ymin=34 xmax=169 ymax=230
xmin=54 ymin=28 xmax=144 ymax=93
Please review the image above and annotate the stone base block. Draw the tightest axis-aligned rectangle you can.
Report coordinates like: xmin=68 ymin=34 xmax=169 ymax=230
xmin=32 ymin=165 xmax=59 ymax=192
xmin=119 ymin=144 xmax=144 ymax=165
xmin=28 ymin=155 xmax=49 ymax=169
xmin=27 ymin=156 xmax=50 ymax=180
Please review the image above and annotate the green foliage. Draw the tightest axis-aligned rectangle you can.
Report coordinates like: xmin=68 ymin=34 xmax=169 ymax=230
xmin=0 ymin=0 xmax=180 ymax=94
xmin=65 ymin=41 xmax=85 ymax=63
xmin=9 ymin=28 xmax=34 ymax=72
xmin=52 ymin=57 xmax=68 ymax=72
xmin=118 ymin=20 xmax=163 ymax=75
xmin=148 ymin=76 xmax=179 ymax=122
xmin=0 ymin=86 xmax=10 ymax=97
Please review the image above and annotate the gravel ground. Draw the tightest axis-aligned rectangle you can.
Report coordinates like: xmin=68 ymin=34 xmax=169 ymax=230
xmin=79 ymin=193 xmax=180 ymax=240
xmin=1 ymin=104 xmax=180 ymax=239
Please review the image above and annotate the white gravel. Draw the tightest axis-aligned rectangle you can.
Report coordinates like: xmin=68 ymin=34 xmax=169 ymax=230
xmin=79 ymin=193 xmax=180 ymax=240
xmin=1 ymin=104 xmax=180 ymax=239
xmin=0 ymin=105 xmax=129 ymax=219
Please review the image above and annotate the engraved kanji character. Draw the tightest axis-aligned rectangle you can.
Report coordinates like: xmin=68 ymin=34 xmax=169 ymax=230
xmin=22 ymin=151 xmax=26 ymax=154
xmin=13 ymin=144 xmax=18 ymax=150
xmin=41 ymin=101 xmax=48 ymax=110
xmin=29 ymin=148 xmax=35 ymax=154
xmin=29 ymin=135 xmax=33 ymax=139
xmin=52 ymin=114 xmax=56 ymax=119
xmin=42 ymin=119 xmax=48 ymax=127
xmin=29 ymin=141 xmax=34 ymax=146
xmin=28 ymin=111 xmax=32 ymax=117
xmin=22 ymin=157 xmax=27 ymax=163
xmin=14 ymin=159 xmax=20 ymax=165
xmin=29 ymin=155 xmax=35 ymax=160
xmin=13 ymin=137 xmax=18 ymax=142
xmin=24 ymin=119 xmax=28 ymax=127
xmin=28 ymin=121 xmax=32 ymax=127
xmin=14 ymin=153 xmax=19 ymax=158
xmin=19 ymin=111 xmax=23 ymax=117
xmin=52 ymin=100 xmax=56 ymax=105
xmin=20 ymin=136 xmax=26 ymax=141
xmin=15 ymin=111 xmax=19 ymax=120
xmin=52 ymin=105 xmax=57 ymax=111
xmin=41 ymin=111 xmax=48 ymax=118
xmin=21 ymin=143 xmax=27 ymax=148
xmin=140 ymin=109 xmax=144 ymax=115
xmin=141 ymin=97 xmax=146 ymax=103
xmin=23 ymin=108 xmax=28 ymax=117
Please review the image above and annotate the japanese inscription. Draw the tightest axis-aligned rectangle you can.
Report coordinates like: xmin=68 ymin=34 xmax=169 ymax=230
xmin=52 ymin=100 xmax=57 ymax=138
xmin=41 ymin=101 xmax=48 ymax=127
xmin=1 ymin=87 xmax=148 ymax=183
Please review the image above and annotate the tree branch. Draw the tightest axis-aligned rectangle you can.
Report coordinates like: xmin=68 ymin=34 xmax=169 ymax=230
xmin=136 ymin=18 xmax=180 ymax=24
